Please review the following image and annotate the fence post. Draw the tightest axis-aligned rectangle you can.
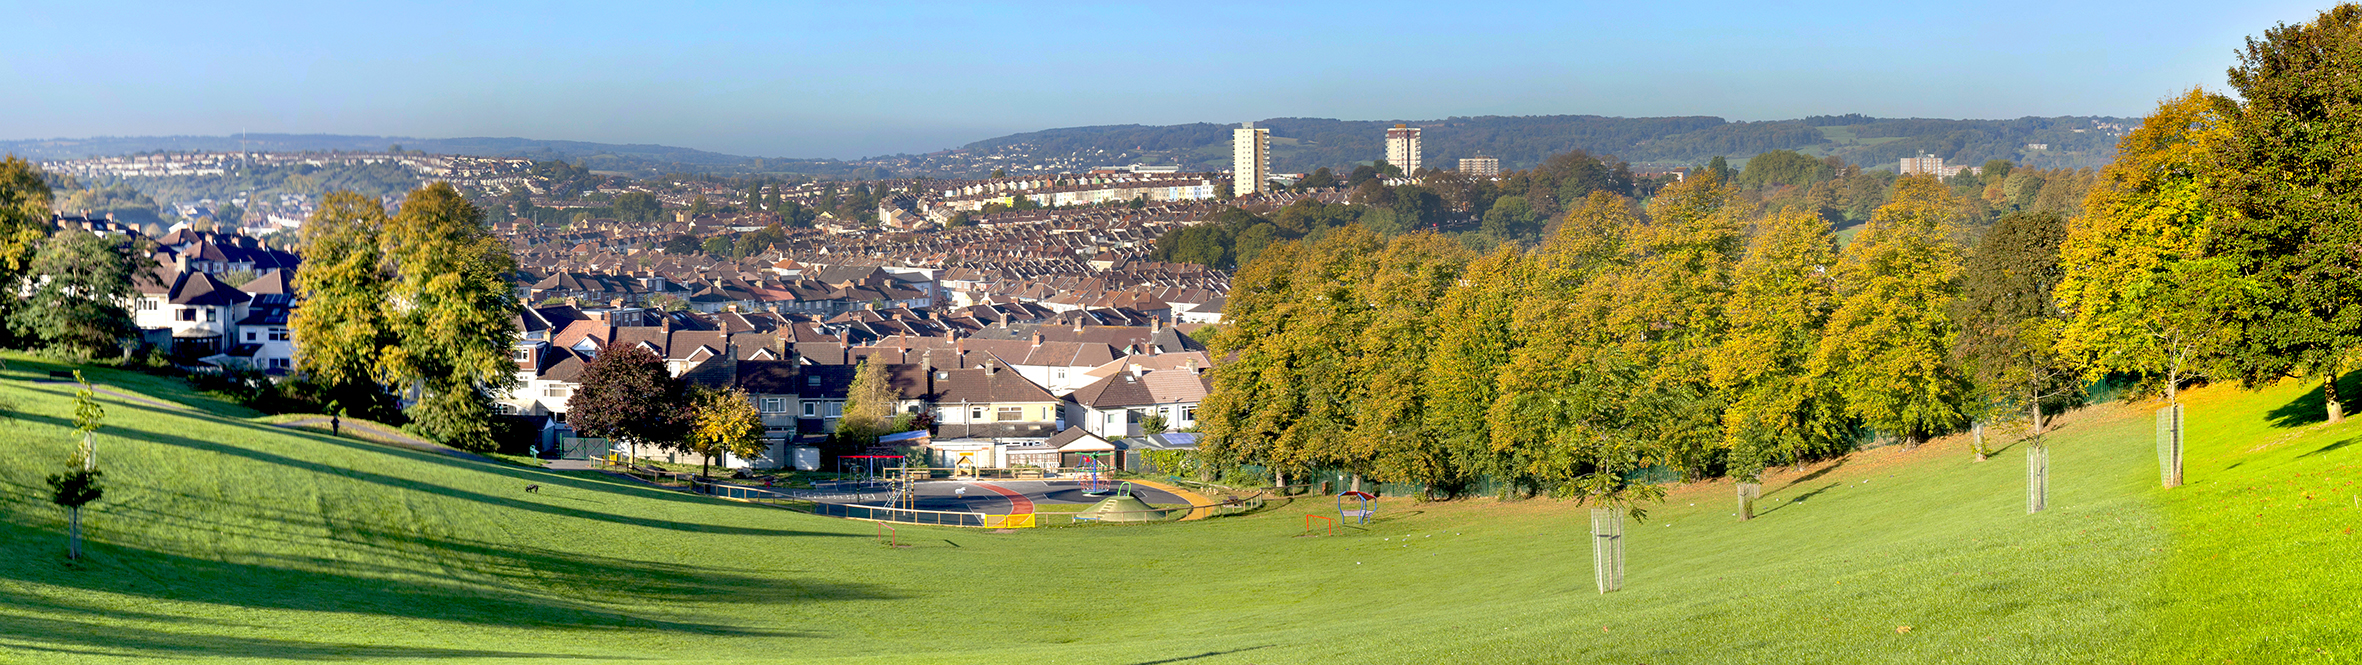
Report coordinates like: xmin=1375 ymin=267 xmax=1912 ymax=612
xmin=2156 ymin=402 xmax=2183 ymax=489
xmin=2026 ymin=444 xmax=2049 ymax=514
xmin=1591 ymin=508 xmax=1624 ymax=593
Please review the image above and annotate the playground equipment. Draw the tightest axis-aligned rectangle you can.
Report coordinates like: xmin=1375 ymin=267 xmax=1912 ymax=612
xmin=840 ymin=454 xmax=902 ymax=485
xmin=953 ymin=452 xmax=979 ymax=480
xmin=1076 ymin=452 xmax=1113 ymax=495
xmin=1075 ymin=482 xmax=1163 ymax=523
xmin=1303 ymin=514 xmax=1334 ymax=536
xmin=884 ymin=456 xmax=919 ymax=511
xmin=1338 ymin=491 xmax=1376 ymax=525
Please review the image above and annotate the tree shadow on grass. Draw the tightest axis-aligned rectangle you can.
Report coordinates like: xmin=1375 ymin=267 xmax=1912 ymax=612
xmin=12 ymin=410 xmax=851 ymax=538
xmin=1778 ymin=458 xmax=1846 ymax=491
xmin=1756 ymin=483 xmax=1839 ymax=517
xmin=0 ymin=613 xmax=603 ymax=662
xmin=0 ymin=507 xmax=896 ymax=651
xmin=2297 ymin=436 xmax=2360 ymax=460
xmin=2265 ymin=369 xmax=2362 ymax=429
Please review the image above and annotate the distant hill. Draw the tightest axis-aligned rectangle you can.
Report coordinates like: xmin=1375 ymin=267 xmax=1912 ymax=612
xmin=0 ymin=133 xmax=863 ymax=177
xmin=4 ymin=112 xmax=2142 ymax=182
xmin=954 ymin=114 xmax=2141 ymax=175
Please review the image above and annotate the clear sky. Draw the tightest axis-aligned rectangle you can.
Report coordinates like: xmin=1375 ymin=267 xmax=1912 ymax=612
xmin=1 ymin=1 xmax=2333 ymax=159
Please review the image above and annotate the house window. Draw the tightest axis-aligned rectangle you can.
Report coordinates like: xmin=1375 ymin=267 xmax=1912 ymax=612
xmin=827 ymin=402 xmax=842 ymax=417
xmin=803 ymin=402 xmax=816 ymax=417
xmin=998 ymin=406 xmax=1022 ymax=421
xmin=246 ymin=332 xmax=257 ymax=342
xmin=177 ymin=308 xmax=196 ymax=322
xmin=761 ymin=398 xmax=785 ymax=413
xmin=269 ymin=358 xmax=290 ymax=369
xmin=1054 ymin=368 xmax=1067 ymax=380
xmin=543 ymin=386 xmax=569 ymax=398
xmin=1181 ymin=406 xmax=1196 ymax=422
xmin=1107 ymin=411 xmax=1122 ymax=426
xmin=137 ymin=298 xmax=157 ymax=311
xmin=971 ymin=406 xmax=986 ymax=421
xmin=271 ymin=330 xmax=289 ymax=341
xmin=513 ymin=349 xmax=531 ymax=362
xmin=204 ymin=308 xmax=217 ymax=322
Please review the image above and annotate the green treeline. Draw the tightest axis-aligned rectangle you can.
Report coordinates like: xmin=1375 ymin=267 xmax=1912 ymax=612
xmin=1196 ymin=6 xmax=2362 ymax=511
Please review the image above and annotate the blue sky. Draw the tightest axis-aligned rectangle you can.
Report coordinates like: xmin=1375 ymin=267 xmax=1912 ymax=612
xmin=1 ymin=1 xmax=2332 ymax=159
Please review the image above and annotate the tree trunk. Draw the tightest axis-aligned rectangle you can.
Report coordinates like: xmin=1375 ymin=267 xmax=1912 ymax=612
xmin=2326 ymin=375 xmax=2344 ymax=425
xmin=1274 ymin=468 xmax=1286 ymax=490
xmin=1904 ymin=431 xmax=1925 ymax=450
xmin=68 ymin=506 xmax=81 ymax=560
xmin=1351 ymin=473 xmax=1361 ymax=493
xmin=1972 ymin=422 xmax=1987 ymax=462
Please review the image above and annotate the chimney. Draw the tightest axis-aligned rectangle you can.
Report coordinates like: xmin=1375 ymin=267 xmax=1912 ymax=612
xmin=987 ymin=363 xmax=1000 ymax=376
xmin=1129 ymin=363 xmax=1144 ymax=377
xmin=1029 ymin=332 xmax=1043 ymax=347
xmin=1185 ymin=358 xmax=1200 ymax=374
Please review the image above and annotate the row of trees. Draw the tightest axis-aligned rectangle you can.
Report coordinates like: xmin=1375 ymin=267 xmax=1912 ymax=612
xmin=1198 ymin=172 xmax=1985 ymax=509
xmin=1198 ymin=6 xmax=2362 ymax=511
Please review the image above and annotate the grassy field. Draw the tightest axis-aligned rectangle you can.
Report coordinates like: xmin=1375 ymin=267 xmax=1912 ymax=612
xmin=0 ymin=351 xmax=2352 ymax=663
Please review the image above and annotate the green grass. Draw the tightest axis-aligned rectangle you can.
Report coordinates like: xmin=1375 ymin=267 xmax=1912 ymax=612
xmin=0 ymin=350 xmax=2352 ymax=663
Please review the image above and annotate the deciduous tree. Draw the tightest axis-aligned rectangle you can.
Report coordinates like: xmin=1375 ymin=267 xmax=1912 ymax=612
xmin=686 ymin=386 xmax=765 ymax=479
xmin=2056 ymin=89 xmax=2246 ymax=404
xmin=10 ymin=230 xmax=143 ymax=358
xmin=1712 ymin=206 xmax=1848 ymax=477
xmin=569 ymin=345 xmax=688 ymax=460
xmin=2212 ymin=6 xmax=2362 ymax=422
xmin=1952 ymin=211 xmax=2077 ymax=457
xmin=1816 ymin=175 xmax=1970 ymax=447
xmin=378 ymin=183 xmax=522 ymax=450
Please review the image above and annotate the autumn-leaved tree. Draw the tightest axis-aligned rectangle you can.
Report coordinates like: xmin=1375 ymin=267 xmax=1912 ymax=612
xmin=686 ymin=386 xmax=765 ymax=479
xmin=1599 ymin=170 xmax=1745 ymax=479
xmin=1711 ymin=205 xmax=1848 ymax=479
xmin=1422 ymin=245 xmax=1523 ymax=491
xmin=2212 ymin=7 xmax=2362 ymax=423
xmin=290 ymin=192 xmax=403 ymax=421
xmin=378 ymin=183 xmax=521 ymax=450
xmin=2056 ymin=89 xmax=2246 ymax=404
xmin=0 ymin=156 xmax=53 ymax=333
xmin=1489 ymin=192 xmax=1666 ymax=513
xmin=1345 ymin=232 xmax=1470 ymax=489
xmin=837 ymin=358 xmax=900 ymax=448
xmin=1817 ymin=174 xmax=1970 ymax=447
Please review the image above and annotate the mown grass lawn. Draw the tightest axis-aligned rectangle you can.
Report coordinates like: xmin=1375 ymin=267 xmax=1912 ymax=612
xmin=0 ymin=352 xmax=2350 ymax=663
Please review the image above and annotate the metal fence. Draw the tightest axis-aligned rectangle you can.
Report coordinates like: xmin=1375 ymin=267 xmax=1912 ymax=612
xmin=809 ymin=502 xmax=989 ymax=527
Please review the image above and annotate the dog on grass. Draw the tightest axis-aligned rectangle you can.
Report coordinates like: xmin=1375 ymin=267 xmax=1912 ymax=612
xmin=525 ymin=484 xmax=541 ymax=494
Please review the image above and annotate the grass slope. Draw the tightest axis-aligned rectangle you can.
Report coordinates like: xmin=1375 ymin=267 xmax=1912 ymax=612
xmin=0 ymin=353 xmax=2350 ymax=663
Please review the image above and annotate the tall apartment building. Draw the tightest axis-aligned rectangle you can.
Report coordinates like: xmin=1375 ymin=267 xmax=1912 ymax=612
xmin=1385 ymin=124 xmax=1422 ymax=174
xmin=1899 ymin=153 xmax=1945 ymax=176
xmin=1232 ymin=122 xmax=1271 ymax=195
xmin=1458 ymin=156 xmax=1500 ymax=177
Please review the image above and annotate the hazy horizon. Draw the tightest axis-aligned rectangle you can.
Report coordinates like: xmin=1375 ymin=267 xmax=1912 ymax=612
xmin=6 ymin=1 xmax=2329 ymax=159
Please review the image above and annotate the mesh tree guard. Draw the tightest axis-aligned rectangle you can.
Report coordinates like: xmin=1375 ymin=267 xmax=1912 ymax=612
xmin=1737 ymin=483 xmax=1761 ymax=521
xmin=2026 ymin=445 xmax=2049 ymax=514
xmin=2156 ymin=403 xmax=2184 ymax=488
xmin=1591 ymin=508 xmax=1624 ymax=593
